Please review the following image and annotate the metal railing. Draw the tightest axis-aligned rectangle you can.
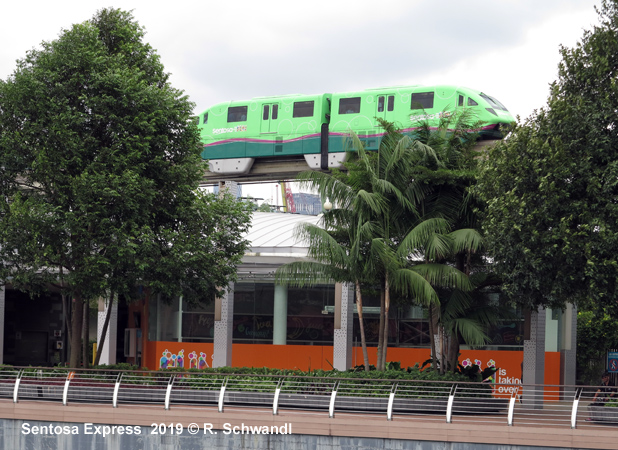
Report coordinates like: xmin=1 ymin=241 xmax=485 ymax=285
xmin=1 ymin=367 xmax=616 ymax=429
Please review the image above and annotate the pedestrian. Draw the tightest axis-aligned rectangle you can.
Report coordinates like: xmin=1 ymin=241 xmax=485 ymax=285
xmin=591 ymin=371 xmax=615 ymax=406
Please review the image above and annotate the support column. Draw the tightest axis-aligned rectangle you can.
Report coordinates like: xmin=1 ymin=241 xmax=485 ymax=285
xmin=97 ymin=297 xmax=118 ymax=365
xmin=273 ymin=285 xmax=288 ymax=345
xmin=0 ymin=286 xmax=4 ymax=365
xmin=523 ymin=306 xmax=546 ymax=409
xmin=212 ymin=180 xmax=239 ymax=368
xmin=218 ymin=180 xmax=239 ymax=198
xmin=560 ymin=303 xmax=577 ymax=390
xmin=213 ymin=284 xmax=234 ymax=368
xmin=333 ymin=282 xmax=353 ymax=371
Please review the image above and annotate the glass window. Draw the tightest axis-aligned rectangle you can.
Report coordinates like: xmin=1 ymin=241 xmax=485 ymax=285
xmin=480 ymin=93 xmax=509 ymax=111
xmin=148 ymin=295 xmax=181 ymax=342
xmin=458 ymin=95 xmax=464 ymax=107
xmin=467 ymin=98 xmax=478 ymax=107
xmin=262 ymin=105 xmax=269 ymax=120
xmin=227 ymin=106 xmax=248 ymax=123
xmin=387 ymin=95 xmax=394 ymax=112
xmin=378 ymin=96 xmax=385 ymax=112
xmin=272 ymin=104 xmax=278 ymax=120
xmin=411 ymin=92 xmax=434 ymax=110
xmin=203 ymin=113 xmax=208 ymax=124
xmin=293 ymin=101 xmax=314 ymax=118
xmin=338 ymin=97 xmax=361 ymax=114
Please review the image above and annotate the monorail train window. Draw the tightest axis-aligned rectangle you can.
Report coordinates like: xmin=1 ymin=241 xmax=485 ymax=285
xmin=263 ymin=105 xmax=269 ymax=120
xmin=272 ymin=104 xmax=278 ymax=120
xmin=378 ymin=96 xmax=385 ymax=112
xmin=387 ymin=95 xmax=394 ymax=112
xmin=480 ymin=93 xmax=509 ymax=111
xmin=458 ymin=95 xmax=464 ymax=107
xmin=293 ymin=101 xmax=314 ymax=118
xmin=411 ymin=92 xmax=434 ymax=110
xmin=378 ymin=96 xmax=394 ymax=112
xmin=467 ymin=98 xmax=478 ymax=106
xmin=227 ymin=106 xmax=248 ymax=122
xmin=339 ymin=97 xmax=361 ymax=114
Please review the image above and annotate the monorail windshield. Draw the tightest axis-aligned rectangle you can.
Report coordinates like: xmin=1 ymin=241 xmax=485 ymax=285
xmin=480 ymin=93 xmax=509 ymax=112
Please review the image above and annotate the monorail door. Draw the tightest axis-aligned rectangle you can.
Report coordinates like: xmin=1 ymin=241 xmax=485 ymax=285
xmin=375 ymin=94 xmax=395 ymax=121
xmin=367 ymin=94 xmax=395 ymax=150
xmin=260 ymin=103 xmax=280 ymax=134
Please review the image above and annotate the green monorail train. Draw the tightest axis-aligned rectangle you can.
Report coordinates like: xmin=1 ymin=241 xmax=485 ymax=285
xmin=198 ymin=84 xmax=514 ymax=175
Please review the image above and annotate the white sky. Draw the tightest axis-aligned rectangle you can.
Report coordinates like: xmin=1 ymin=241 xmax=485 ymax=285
xmin=0 ymin=0 xmax=601 ymax=204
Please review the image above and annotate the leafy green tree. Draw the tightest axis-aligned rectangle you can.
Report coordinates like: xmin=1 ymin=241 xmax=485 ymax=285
xmin=577 ymin=309 xmax=618 ymax=384
xmin=0 ymin=8 xmax=252 ymax=368
xmin=478 ymin=0 xmax=618 ymax=313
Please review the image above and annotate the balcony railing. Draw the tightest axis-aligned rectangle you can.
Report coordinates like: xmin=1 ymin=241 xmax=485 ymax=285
xmin=1 ymin=366 xmax=616 ymax=429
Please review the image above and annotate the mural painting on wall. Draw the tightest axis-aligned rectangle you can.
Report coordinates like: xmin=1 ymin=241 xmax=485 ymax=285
xmin=159 ymin=349 xmax=212 ymax=370
xmin=461 ymin=356 xmax=522 ymax=397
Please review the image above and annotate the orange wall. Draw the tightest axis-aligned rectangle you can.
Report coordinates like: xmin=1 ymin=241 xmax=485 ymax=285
xmin=146 ymin=341 xmax=561 ymax=385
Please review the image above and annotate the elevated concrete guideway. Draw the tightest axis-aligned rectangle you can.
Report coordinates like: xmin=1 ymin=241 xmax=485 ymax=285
xmin=200 ymin=140 xmax=500 ymax=184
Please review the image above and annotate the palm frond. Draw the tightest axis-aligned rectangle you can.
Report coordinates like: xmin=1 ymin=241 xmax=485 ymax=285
xmin=397 ymin=218 xmax=452 ymax=258
xmin=389 ymin=268 xmax=440 ymax=305
xmin=448 ymin=228 xmax=484 ymax=254
xmin=411 ymin=263 xmax=473 ymax=291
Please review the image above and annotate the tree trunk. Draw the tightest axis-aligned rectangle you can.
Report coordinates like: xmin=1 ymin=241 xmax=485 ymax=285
xmin=439 ymin=324 xmax=446 ymax=375
xmin=69 ymin=294 xmax=83 ymax=368
xmin=94 ymin=291 xmax=114 ymax=366
xmin=379 ymin=275 xmax=391 ymax=371
xmin=428 ymin=303 xmax=437 ymax=370
xmin=376 ymin=288 xmax=385 ymax=371
xmin=448 ymin=333 xmax=461 ymax=373
xmin=62 ymin=292 xmax=72 ymax=363
xmin=355 ymin=282 xmax=370 ymax=372
xmin=82 ymin=298 xmax=90 ymax=369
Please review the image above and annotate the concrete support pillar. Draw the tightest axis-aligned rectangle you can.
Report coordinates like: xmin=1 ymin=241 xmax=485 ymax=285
xmin=0 ymin=286 xmax=4 ymax=365
xmin=218 ymin=180 xmax=239 ymax=198
xmin=211 ymin=181 xmax=239 ymax=368
xmin=333 ymin=282 xmax=353 ymax=371
xmin=523 ymin=306 xmax=546 ymax=409
xmin=273 ymin=284 xmax=288 ymax=345
xmin=561 ymin=303 xmax=578 ymax=390
xmin=213 ymin=284 xmax=234 ymax=368
xmin=96 ymin=297 xmax=118 ymax=365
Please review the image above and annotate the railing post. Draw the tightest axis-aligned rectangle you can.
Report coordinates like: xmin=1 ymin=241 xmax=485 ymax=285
xmin=13 ymin=369 xmax=23 ymax=404
xmin=329 ymin=381 xmax=339 ymax=418
xmin=62 ymin=371 xmax=75 ymax=406
xmin=273 ymin=378 xmax=283 ymax=416
xmin=446 ymin=384 xmax=458 ymax=423
xmin=387 ymin=383 xmax=398 ymax=421
xmin=507 ymin=386 xmax=519 ymax=426
xmin=571 ymin=387 xmax=582 ymax=429
xmin=218 ymin=377 xmax=228 ymax=413
xmin=112 ymin=373 xmax=123 ymax=408
xmin=164 ymin=375 xmax=175 ymax=410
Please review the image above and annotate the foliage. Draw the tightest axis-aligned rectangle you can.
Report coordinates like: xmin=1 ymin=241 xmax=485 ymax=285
xmin=0 ymin=8 xmax=252 ymax=368
xmin=577 ymin=309 xmax=618 ymax=385
xmin=278 ymin=115 xmax=506 ymax=373
xmin=477 ymin=0 xmax=618 ymax=312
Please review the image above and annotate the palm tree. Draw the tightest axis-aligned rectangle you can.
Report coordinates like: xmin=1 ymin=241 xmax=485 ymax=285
xmin=275 ymin=202 xmax=378 ymax=371
xmin=279 ymin=114 xmax=503 ymax=373
xmin=277 ymin=119 xmax=441 ymax=370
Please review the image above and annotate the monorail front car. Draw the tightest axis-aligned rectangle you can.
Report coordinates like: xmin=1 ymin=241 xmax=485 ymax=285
xmin=198 ymin=85 xmax=514 ymax=175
